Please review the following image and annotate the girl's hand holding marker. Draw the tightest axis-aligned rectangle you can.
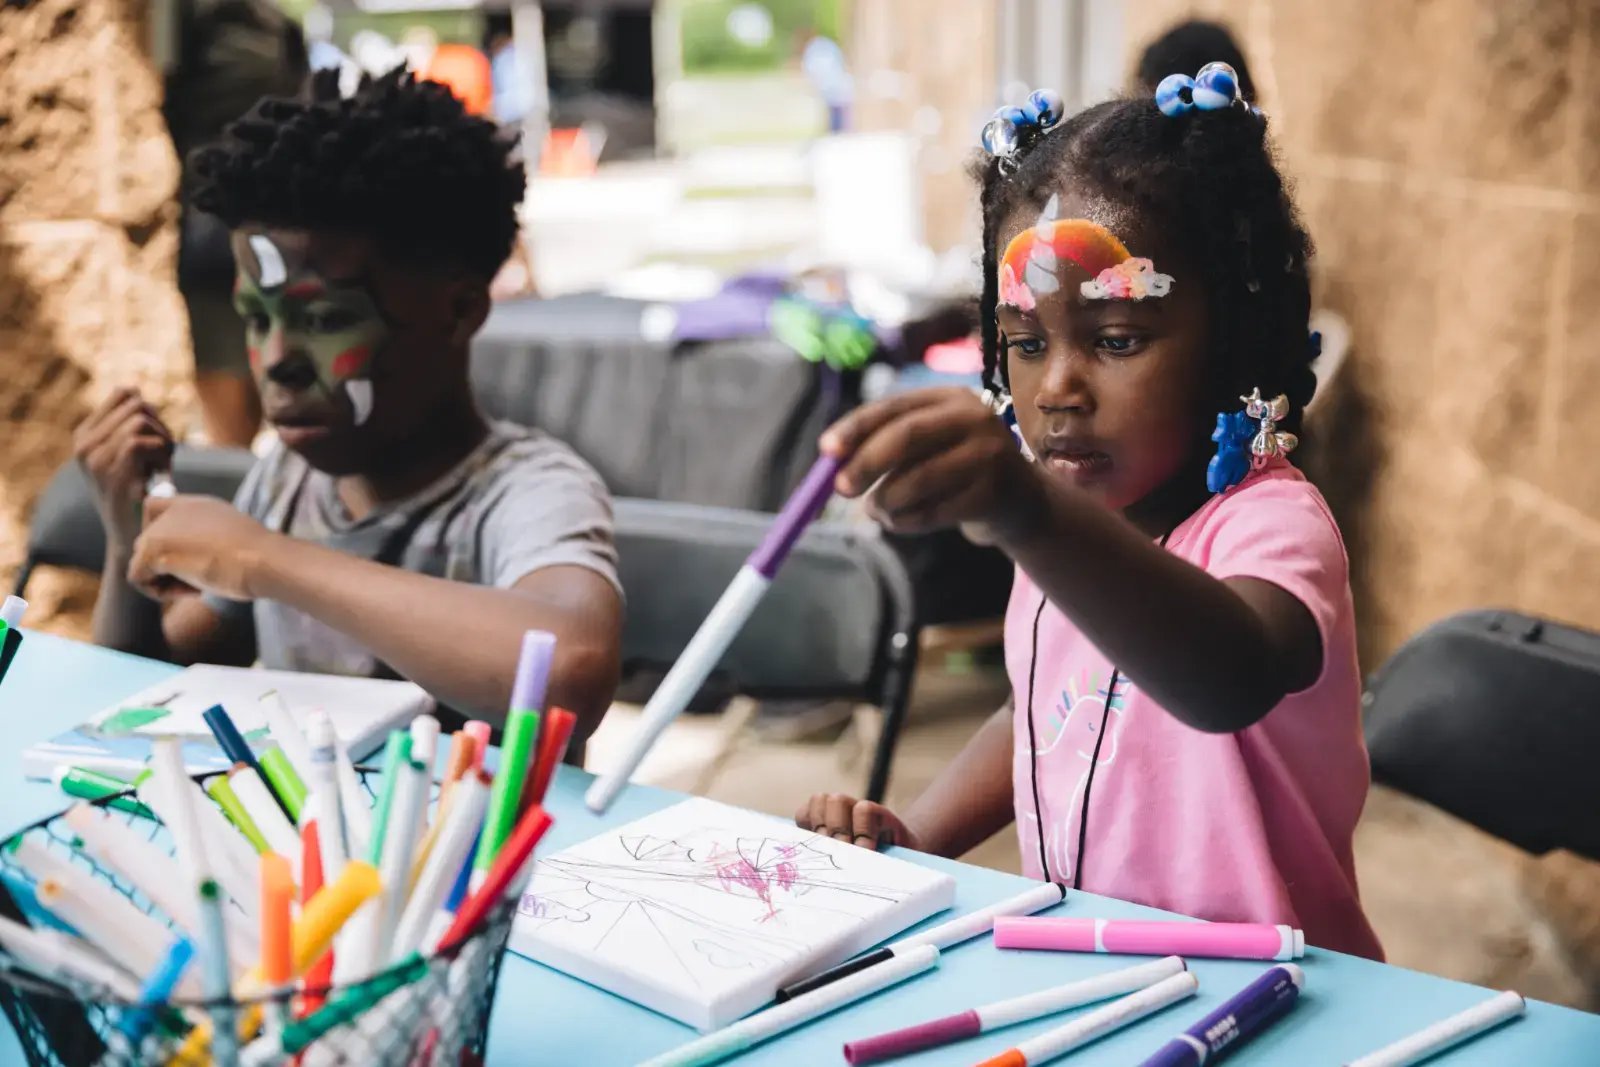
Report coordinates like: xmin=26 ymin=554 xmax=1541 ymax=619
xmin=821 ymin=388 xmax=1043 ymax=546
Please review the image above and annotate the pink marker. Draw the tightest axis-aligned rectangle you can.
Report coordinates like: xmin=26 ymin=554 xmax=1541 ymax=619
xmin=994 ymin=918 xmax=1305 ymax=962
xmin=463 ymin=721 xmax=492 ymax=771
xmin=842 ymin=957 xmax=1186 ymax=1065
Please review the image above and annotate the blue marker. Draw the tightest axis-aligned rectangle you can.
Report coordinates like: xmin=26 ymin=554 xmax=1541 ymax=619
xmin=117 ymin=936 xmax=194 ymax=1046
xmin=201 ymin=703 xmax=261 ymax=774
xmin=1138 ymin=964 xmax=1304 ymax=1066
xmin=444 ymin=833 xmax=480 ymax=914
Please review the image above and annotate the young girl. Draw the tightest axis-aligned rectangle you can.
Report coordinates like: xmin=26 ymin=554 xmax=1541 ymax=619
xmin=797 ymin=66 xmax=1384 ymax=960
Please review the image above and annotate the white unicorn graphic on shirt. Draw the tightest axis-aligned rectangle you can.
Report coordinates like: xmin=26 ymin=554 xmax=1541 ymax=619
xmin=1018 ymin=672 xmax=1130 ymax=882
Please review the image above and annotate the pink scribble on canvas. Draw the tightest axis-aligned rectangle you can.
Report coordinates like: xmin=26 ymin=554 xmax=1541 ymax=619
xmin=711 ymin=843 xmax=802 ymax=921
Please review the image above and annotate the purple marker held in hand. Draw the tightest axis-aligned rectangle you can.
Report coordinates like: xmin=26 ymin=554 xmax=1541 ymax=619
xmin=1138 ymin=964 xmax=1304 ymax=1067
xmin=585 ymin=455 xmax=842 ymax=813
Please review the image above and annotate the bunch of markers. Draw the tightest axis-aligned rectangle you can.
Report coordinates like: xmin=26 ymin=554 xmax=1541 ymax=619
xmin=643 ymin=897 xmax=1526 ymax=1067
xmin=0 ymin=629 xmax=570 ymax=1067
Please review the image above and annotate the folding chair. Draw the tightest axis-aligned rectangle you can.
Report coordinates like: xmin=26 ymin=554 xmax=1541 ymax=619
xmin=613 ymin=498 xmax=920 ymax=803
xmin=1364 ymin=609 xmax=1600 ymax=862
xmin=12 ymin=447 xmax=255 ymax=597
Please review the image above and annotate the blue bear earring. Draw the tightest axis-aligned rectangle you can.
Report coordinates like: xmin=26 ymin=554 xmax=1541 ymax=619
xmin=1208 ymin=389 xmax=1299 ymax=493
xmin=1207 ymin=411 xmax=1254 ymax=493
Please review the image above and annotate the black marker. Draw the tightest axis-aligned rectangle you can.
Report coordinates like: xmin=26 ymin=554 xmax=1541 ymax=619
xmin=773 ymin=881 xmax=1067 ymax=1003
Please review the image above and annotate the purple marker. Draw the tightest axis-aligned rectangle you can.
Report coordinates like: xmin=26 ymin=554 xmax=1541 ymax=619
xmin=844 ymin=957 xmax=1186 ymax=1065
xmin=1138 ymin=964 xmax=1304 ymax=1067
xmin=512 ymin=630 xmax=556 ymax=714
xmin=586 ymin=455 xmax=841 ymax=813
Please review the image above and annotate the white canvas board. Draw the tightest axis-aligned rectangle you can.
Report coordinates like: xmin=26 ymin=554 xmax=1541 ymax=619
xmin=509 ymin=796 xmax=955 ymax=1031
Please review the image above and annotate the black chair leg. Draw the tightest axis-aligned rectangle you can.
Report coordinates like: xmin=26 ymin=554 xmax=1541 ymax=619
xmin=866 ymin=649 xmax=918 ymax=804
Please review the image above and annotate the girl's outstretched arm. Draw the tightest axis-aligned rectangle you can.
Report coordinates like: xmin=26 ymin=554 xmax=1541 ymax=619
xmin=822 ymin=389 xmax=1322 ymax=734
xmin=798 ymin=700 xmax=1015 ymax=857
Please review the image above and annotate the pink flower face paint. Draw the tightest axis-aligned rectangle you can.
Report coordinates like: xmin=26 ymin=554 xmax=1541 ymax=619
xmin=231 ymin=231 xmax=388 ymax=427
xmin=997 ymin=218 xmax=1174 ymax=310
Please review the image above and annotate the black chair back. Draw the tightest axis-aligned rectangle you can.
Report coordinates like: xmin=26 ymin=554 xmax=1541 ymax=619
xmin=1365 ymin=609 xmax=1600 ymax=862
xmin=613 ymin=498 xmax=919 ymax=801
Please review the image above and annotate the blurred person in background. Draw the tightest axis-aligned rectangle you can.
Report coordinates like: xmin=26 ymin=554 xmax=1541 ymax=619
xmin=486 ymin=12 xmax=529 ymax=126
xmin=164 ymin=0 xmax=309 ymax=448
xmin=798 ymin=24 xmax=852 ymax=134
xmin=404 ymin=27 xmax=494 ymax=117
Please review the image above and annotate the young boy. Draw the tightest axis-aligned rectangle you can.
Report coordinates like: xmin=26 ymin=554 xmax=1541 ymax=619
xmin=75 ymin=68 xmax=622 ymax=736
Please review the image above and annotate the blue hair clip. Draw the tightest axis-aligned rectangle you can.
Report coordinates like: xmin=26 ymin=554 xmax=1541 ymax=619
xmin=1155 ymin=61 xmax=1243 ymax=117
xmin=1207 ymin=410 xmax=1254 ymax=493
xmin=982 ymin=88 xmax=1065 ymax=174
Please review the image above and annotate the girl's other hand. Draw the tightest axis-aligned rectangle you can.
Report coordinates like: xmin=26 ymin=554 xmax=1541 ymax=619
xmin=796 ymin=793 xmax=923 ymax=852
xmin=818 ymin=388 xmax=1043 ymax=542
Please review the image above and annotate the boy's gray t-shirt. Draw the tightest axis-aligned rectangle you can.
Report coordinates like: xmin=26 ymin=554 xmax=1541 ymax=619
xmin=208 ymin=421 xmax=618 ymax=677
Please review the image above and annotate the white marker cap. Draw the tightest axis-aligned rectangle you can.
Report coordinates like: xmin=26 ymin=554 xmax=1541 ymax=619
xmin=305 ymin=709 xmax=336 ymax=751
xmin=1 ymin=596 xmax=26 ymax=628
xmin=1278 ymin=926 xmax=1306 ymax=960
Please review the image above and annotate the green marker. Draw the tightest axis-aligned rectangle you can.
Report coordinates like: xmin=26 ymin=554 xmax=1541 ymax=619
xmin=366 ymin=731 xmax=413 ymax=865
xmin=51 ymin=767 xmax=156 ymax=820
xmin=472 ymin=707 xmax=539 ymax=889
xmin=204 ymin=776 xmax=271 ymax=854
xmin=259 ymin=746 xmax=307 ymax=824
xmin=277 ymin=951 xmax=431 ymax=1054
xmin=93 ymin=706 xmax=172 ymax=736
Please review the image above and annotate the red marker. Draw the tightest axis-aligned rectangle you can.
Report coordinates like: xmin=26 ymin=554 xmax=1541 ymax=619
xmin=438 ymin=803 xmax=552 ymax=952
xmin=526 ymin=707 xmax=576 ymax=809
xmin=299 ymin=820 xmax=333 ymax=1016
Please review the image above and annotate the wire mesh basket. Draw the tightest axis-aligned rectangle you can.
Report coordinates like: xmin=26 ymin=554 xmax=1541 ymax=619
xmin=0 ymin=771 xmax=515 ymax=1067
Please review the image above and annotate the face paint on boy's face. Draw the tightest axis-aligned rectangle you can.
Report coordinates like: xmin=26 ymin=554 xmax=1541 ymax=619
xmin=231 ymin=230 xmax=390 ymax=440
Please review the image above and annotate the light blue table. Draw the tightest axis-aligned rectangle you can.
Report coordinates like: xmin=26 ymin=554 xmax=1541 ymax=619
xmin=3 ymin=632 xmax=1598 ymax=1065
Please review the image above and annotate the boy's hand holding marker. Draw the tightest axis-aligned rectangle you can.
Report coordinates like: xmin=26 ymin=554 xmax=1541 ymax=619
xmin=72 ymin=385 xmax=176 ymax=551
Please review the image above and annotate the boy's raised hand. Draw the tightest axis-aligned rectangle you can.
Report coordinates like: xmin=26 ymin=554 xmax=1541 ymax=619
xmin=796 ymin=793 xmax=923 ymax=853
xmin=72 ymin=387 xmax=175 ymax=551
xmin=819 ymin=388 xmax=1041 ymax=544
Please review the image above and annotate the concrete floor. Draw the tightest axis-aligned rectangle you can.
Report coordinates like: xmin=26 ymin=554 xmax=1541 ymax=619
xmin=587 ymin=656 xmax=1600 ymax=1011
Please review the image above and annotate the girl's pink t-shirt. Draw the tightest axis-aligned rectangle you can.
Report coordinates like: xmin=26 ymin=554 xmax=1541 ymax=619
xmin=1005 ymin=461 xmax=1385 ymax=959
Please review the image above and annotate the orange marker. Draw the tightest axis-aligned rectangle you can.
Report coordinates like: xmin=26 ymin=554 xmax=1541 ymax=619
xmin=260 ymin=852 xmax=295 ymax=1036
xmin=299 ymin=821 xmax=333 ymax=1016
xmin=463 ymin=720 xmax=492 ymax=771
xmin=438 ymin=731 xmax=475 ymax=812
xmin=527 ymin=707 xmax=576 ymax=808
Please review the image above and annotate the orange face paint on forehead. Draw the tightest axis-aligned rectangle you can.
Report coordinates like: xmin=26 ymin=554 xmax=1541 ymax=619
xmin=998 ymin=218 xmax=1174 ymax=311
